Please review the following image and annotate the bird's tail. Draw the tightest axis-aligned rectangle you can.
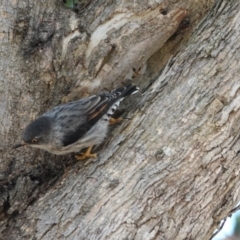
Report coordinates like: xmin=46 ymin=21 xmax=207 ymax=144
xmin=114 ymin=83 xmax=139 ymax=98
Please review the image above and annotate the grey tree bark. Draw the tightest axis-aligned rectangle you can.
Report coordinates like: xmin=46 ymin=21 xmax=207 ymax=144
xmin=0 ymin=0 xmax=239 ymax=239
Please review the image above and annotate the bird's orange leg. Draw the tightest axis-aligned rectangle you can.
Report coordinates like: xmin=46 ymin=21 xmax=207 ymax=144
xmin=109 ymin=117 xmax=123 ymax=125
xmin=75 ymin=146 xmax=97 ymax=160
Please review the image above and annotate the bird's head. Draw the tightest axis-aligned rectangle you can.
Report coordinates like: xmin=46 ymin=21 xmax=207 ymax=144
xmin=14 ymin=116 xmax=53 ymax=149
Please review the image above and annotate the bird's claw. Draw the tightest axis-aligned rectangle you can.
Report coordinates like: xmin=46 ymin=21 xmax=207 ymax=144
xmin=109 ymin=117 xmax=123 ymax=125
xmin=75 ymin=146 xmax=97 ymax=160
xmin=75 ymin=153 xmax=97 ymax=160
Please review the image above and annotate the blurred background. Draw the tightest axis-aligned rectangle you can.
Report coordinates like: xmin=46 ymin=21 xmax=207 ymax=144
xmin=63 ymin=0 xmax=80 ymax=8
xmin=213 ymin=211 xmax=240 ymax=240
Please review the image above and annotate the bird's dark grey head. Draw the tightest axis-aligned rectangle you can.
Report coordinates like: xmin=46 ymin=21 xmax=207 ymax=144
xmin=22 ymin=116 xmax=53 ymax=146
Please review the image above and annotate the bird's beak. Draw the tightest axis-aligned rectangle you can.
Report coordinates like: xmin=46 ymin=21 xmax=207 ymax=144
xmin=13 ymin=141 xmax=26 ymax=149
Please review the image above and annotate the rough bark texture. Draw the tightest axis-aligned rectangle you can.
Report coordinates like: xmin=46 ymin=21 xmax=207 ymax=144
xmin=1 ymin=0 xmax=239 ymax=239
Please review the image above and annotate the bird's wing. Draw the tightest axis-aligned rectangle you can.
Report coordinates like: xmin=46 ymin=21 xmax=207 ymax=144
xmin=44 ymin=84 xmax=138 ymax=147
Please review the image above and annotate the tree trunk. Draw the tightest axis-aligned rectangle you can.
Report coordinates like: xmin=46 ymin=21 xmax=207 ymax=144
xmin=1 ymin=0 xmax=239 ymax=239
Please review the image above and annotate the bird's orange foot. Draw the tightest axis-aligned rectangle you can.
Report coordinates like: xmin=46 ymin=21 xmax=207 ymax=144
xmin=75 ymin=146 xmax=97 ymax=160
xmin=109 ymin=117 xmax=123 ymax=125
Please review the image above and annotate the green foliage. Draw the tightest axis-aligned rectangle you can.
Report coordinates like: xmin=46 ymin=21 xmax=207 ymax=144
xmin=233 ymin=214 xmax=240 ymax=236
xmin=62 ymin=0 xmax=79 ymax=8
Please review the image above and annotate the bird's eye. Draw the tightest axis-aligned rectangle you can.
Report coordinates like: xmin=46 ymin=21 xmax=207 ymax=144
xmin=31 ymin=138 xmax=38 ymax=144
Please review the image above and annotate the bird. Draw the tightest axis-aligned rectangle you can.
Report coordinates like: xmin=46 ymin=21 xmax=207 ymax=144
xmin=14 ymin=84 xmax=139 ymax=160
